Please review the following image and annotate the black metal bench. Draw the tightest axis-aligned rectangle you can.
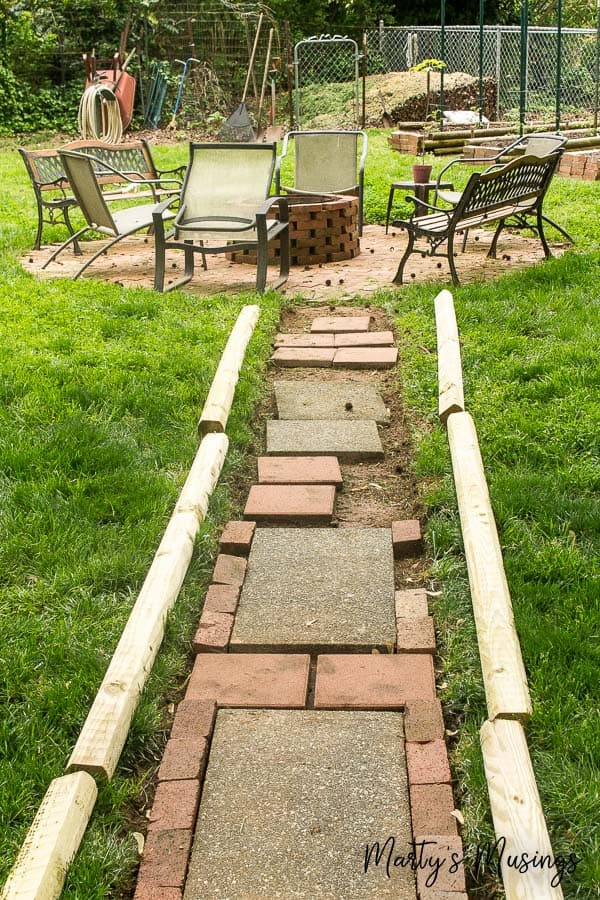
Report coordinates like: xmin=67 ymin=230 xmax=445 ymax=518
xmin=19 ymin=139 xmax=183 ymax=251
xmin=392 ymin=152 xmax=565 ymax=286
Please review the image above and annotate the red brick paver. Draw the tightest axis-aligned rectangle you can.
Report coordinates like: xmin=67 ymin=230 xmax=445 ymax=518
xmin=396 ymin=616 xmax=436 ymax=653
xmin=147 ymin=781 xmax=200 ymax=832
xmin=134 ymin=885 xmax=183 ymax=900
xmin=414 ymin=836 xmax=466 ymax=895
xmin=392 ymin=519 xmax=424 ymax=557
xmin=257 ymin=455 xmax=343 ymax=487
xmin=211 ymin=554 xmax=247 ymax=588
xmin=396 ymin=588 xmax=429 ymax=618
xmin=243 ymin=484 xmax=336 ymax=523
xmin=201 ymin=584 xmax=240 ymax=616
xmin=334 ymin=330 xmax=395 ymax=347
xmin=404 ymin=700 xmax=445 ymax=742
xmin=219 ymin=521 xmax=255 ymax=555
xmin=406 ymin=740 xmax=452 ymax=785
xmin=158 ymin=737 xmax=209 ymax=782
xmin=187 ymin=654 xmax=310 ymax=708
xmin=192 ymin=611 xmax=234 ymax=653
xmin=136 ymin=829 xmax=192 ymax=890
xmin=314 ymin=654 xmax=436 ymax=708
xmin=274 ymin=333 xmax=335 ymax=348
xmin=271 ymin=347 xmax=335 ymax=367
xmin=332 ymin=347 xmax=398 ymax=369
xmin=169 ymin=699 xmax=216 ymax=742
xmin=310 ymin=315 xmax=371 ymax=333
xmin=409 ymin=784 xmax=458 ymax=836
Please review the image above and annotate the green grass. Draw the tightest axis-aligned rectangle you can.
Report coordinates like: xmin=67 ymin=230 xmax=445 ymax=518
xmin=0 ymin=142 xmax=280 ymax=896
xmin=1 ymin=133 xmax=599 ymax=898
xmin=387 ymin=253 xmax=600 ymax=897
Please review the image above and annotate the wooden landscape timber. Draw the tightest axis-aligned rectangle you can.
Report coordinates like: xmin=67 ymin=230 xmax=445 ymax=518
xmin=66 ymin=431 xmax=228 ymax=780
xmin=434 ymin=289 xmax=465 ymax=421
xmin=447 ymin=412 xmax=532 ymax=720
xmin=1 ymin=772 xmax=97 ymax=900
xmin=198 ymin=304 xmax=260 ymax=435
xmin=389 ymin=121 xmax=598 ymax=157
xmin=481 ymin=719 xmax=566 ymax=899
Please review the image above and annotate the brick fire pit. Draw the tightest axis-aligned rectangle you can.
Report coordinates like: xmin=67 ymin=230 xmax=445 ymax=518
xmin=227 ymin=194 xmax=360 ymax=267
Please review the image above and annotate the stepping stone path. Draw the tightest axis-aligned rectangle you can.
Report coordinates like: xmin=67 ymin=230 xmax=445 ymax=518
xmin=134 ymin=309 xmax=467 ymax=900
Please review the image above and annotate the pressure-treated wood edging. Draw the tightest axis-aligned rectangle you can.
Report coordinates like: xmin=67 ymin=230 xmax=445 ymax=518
xmin=3 ymin=305 xmax=261 ymax=899
xmin=481 ymin=719 xmax=565 ymax=899
xmin=434 ymin=288 xmax=465 ymax=422
xmin=436 ymin=291 xmax=566 ymax=899
xmin=198 ymin=304 xmax=260 ymax=435
xmin=447 ymin=411 xmax=532 ymax=721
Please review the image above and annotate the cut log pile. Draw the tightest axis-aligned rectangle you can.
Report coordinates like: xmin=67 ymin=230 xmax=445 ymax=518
xmin=388 ymin=122 xmax=600 ymax=166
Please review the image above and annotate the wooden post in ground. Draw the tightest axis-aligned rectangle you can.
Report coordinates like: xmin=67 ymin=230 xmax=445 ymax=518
xmin=480 ymin=719 xmax=565 ymax=898
xmin=66 ymin=432 xmax=229 ymax=779
xmin=434 ymin=289 xmax=465 ymax=421
xmin=197 ymin=304 xmax=260 ymax=435
xmin=447 ymin=412 xmax=532 ymax=721
xmin=1 ymin=772 xmax=97 ymax=900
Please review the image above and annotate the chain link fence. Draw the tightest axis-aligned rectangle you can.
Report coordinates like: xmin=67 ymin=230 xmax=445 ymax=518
xmin=367 ymin=25 xmax=599 ymax=123
xmin=294 ymin=35 xmax=360 ymax=129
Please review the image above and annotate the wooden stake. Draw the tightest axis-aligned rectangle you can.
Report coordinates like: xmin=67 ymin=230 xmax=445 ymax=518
xmin=1 ymin=772 xmax=97 ymax=900
xmin=434 ymin=289 xmax=465 ymax=422
xmin=198 ymin=305 xmax=260 ymax=435
xmin=66 ymin=432 xmax=228 ymax=779
xmin=480 ymin=719 xmax=565 ymax=898
xmin=447 ymin=412 xmax=532 ymax=720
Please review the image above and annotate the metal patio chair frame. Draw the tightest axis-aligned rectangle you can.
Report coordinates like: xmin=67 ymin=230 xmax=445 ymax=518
xmin=41 ymin=150 xmax=178 ymax=280
xmin=274 ymin=129 xmax=368 ymax=236
xmin=152 ymin=142 xmax=290 ymax=295
xmin=433 ymin=132 xmax=573 ymax=245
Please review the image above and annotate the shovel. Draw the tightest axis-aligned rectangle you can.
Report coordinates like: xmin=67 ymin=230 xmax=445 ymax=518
xmin=255 ymin=28 xmax=274 ymax=141
xmin=219 ymin=13 xmax=263 ymax=141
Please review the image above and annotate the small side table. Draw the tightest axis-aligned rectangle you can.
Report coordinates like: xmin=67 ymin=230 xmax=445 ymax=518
xmin=385 ymin=180 xmax=454 ymax=233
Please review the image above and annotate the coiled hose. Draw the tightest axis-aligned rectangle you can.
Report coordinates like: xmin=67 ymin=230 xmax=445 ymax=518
xmin=78 ymin=84 xmax=123 ymax=143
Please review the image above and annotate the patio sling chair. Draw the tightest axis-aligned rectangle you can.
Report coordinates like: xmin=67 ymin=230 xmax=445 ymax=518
xmin=274 ymin=130 xmax=368 ymax=236
xmin=41 ymin=150 xmax=178 ymax=280
xmin=433 ymin=132 xmax=573 ymax=245
xmin=152 ymin=142 xmax=290 ymax=294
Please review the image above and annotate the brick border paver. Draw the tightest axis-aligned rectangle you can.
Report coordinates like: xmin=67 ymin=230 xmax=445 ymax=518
xmin=134 ymin=308 xmax=463 ymax=900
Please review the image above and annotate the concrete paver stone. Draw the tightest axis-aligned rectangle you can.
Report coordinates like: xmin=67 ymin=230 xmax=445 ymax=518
xmin=158 ymin=737 xmax=209 ymax=783
xmin=169 ymin=699 xmax=216 ymax=743
xmin=187 ymin=653 xmax=310 ymax=708
xmin=257 ymin=455 xmax=343 ymax=487
xmin=229 ymin=528 xmax=395 ymax=651
xmin=274 ymin=380 xmax=390 ymax=424
xmin=201 ymin=584 xmax=240 ymax=617
xmin=267 ymin=419 xmax=384 ymax=461
xmin=392 ymin=520 xmax=424 ymax=557
xmin=147 ymin=781 xmax=201 ymax=832
xmin=311 ymin=315 xmax=371 ymax=333
xmin=192 ymin=610 xmax=233 ymax=653
xmin=243 ymin=484 xmax=336 ymax=523
xmin=183 ymin=709 xmax=415 ymax=899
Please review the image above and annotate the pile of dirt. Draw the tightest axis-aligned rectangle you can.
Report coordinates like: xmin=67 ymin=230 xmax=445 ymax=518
xmin=303 ymin=70 xmax=496 ymax=129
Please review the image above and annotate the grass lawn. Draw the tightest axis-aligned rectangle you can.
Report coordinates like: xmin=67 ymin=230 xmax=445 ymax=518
xmin=1 ymin=131 xmax=598 ymax=898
